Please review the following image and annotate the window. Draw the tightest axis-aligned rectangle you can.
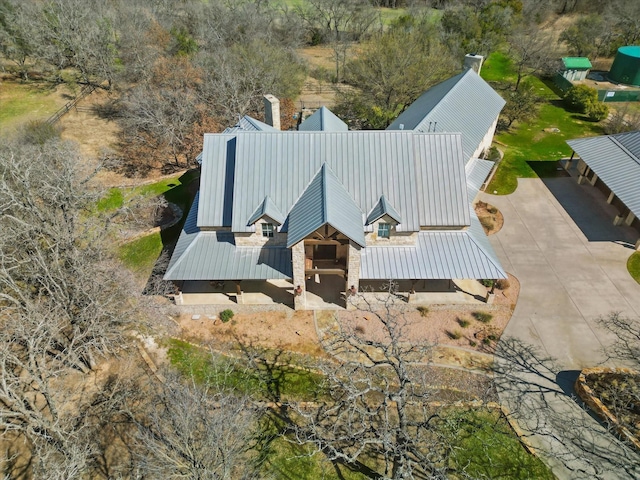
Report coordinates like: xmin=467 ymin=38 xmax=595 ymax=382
xmin=262 ymin=223 xmax=274 ymax=238
xmin=378 ymin=223 xmax=391 ymax=239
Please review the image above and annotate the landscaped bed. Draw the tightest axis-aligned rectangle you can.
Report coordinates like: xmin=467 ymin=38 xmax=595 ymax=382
xmin=576 ymin=367 xmax=640 ymax=451
xmin=628 ymin=251 xmax=640 ymax=285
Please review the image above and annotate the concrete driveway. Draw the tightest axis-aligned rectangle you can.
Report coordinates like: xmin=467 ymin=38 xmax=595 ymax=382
xmin=480 ymin=176 xmax=640 ymax=479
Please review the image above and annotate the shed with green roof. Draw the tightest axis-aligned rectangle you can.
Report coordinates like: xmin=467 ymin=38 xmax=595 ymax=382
xmin=561 ymin=57 xmax=592 ymax=81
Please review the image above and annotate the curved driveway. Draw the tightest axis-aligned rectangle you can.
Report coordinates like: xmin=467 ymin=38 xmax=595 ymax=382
xmin=480 ymin=177 xmax=640 ymax=479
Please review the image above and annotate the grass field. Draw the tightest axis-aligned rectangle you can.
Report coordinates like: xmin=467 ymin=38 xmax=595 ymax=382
xmin=628 ymin=252 xmax=640 ymax=284
xmin=482 ymin=53 xmax=605 ymax=194
xmin=0 ymin=82 xmax=66 ymax=134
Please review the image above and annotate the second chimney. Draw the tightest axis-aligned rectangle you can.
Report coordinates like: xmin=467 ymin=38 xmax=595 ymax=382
xmin=263 ymin=94 xmax=281 ymax=130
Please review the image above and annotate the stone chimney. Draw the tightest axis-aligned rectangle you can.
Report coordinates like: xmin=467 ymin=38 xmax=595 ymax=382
xmin=263 ymin=94 xmax=281 ymax=130
xmin=464 ymin=54 xmax=484 ymax=75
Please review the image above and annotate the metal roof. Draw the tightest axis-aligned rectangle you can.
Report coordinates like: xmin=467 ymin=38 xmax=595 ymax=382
xmin=465 ymin=158 xmax=494 ymax=201
xmin=299 ymin=106 xmax=348 ymax=131
xmin=223 ymin=115 xmax=277 ymax=133
xmin=247 ymin=196 xmax=285 ymax=226
xmin=360 ymin=209 xmax=506 ymax=280
xmin=562 ymin=57 xmax=592 ymax=70
xmin=164 ymin=193 xmax=292 ymax=280
xmin=387 ymin=69 xmax=505 ymax=162
xmin=567 ymin=131 xmax=640 ymax=219
xmin=366 ymin=195 xmax=402 ymax=225
xmin=198 ymin=131 xmax=470 ymax=233
xmin=286 ymin=164 xmax=365 ymax=247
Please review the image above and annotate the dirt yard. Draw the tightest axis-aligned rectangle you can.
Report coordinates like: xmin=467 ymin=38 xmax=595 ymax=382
xmin=172 ymin=274 xmax=520 ymax=367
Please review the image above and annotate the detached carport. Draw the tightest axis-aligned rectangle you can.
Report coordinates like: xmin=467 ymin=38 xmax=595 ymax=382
xmin=566 ymin=131 xmax=640 ymax=250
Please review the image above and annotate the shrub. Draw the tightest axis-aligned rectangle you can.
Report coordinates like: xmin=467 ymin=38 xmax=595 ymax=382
xmin=354 ymin=325 xmax=365 ymax=335
xmin=219 ymin=309 xmax=234 ymax=323
xmin=479 ymin=216 xmax=494 ymax=231
xmin=487 ymin=205 xmax=498 ymax=214
xmin=447 ymin=330 xmax=462 ymax=340
xmin=564 ymin=84 xmax=598 ymax=113
xmin=487 ymin=334 xmax=498 ymax=341
xmin=472 ymin=311 xmax=493 ymax=323
xmin=417 ymin=306 xmax=429 ymax=317
xmin=480 ymin=279 xmax=494 ymax=288
xmin=469 ymin=340 xmax=477 ymax=347
xmin=496 ymin=278 xmax=510 ymax=290
xmin=22 ymin=120 xmax=61 ymax=145
xmin=457 ymin=318 xmax=470 ymax=328
xmin=587 ymin=102 xmax=609 ymax=122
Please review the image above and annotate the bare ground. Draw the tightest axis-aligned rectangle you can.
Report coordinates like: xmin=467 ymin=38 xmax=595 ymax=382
xmin=170 ymin=274 xmax=520 ymax=372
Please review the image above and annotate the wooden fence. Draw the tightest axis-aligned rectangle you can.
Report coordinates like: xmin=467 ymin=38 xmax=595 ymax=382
xmin=45 ymin=85 xmax=96 ymax=125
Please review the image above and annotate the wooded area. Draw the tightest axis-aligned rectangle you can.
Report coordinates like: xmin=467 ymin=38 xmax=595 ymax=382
xmin=2 ymin=0 xmax=640 ymax=478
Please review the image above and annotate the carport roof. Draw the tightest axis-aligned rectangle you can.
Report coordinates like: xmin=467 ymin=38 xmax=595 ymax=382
xmin=567 ymin=131 xmax=640 ymax=219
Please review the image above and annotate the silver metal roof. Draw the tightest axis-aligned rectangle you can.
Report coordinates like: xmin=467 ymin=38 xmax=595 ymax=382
xmin=567 ymin=131 xmax=640 ymax=219
xmin=360 ymin=209 xmax=506 ymax=280
xmin=198 ymin=131 xmax=470 ymax=233
xmin=465 ymin=158 xmax=494 ymax=201
xmin=164 ymin=193 xmax=292 ymax=281
xmin=299 ymin=106 xmax=348 ymax=131
xmin=286 ymin=164 xmax=365 ymax=247
xmin=247 ymin=196 xmax=285 ymax=226
xmin=387 ymin=69 xmax=505 ymax=163
xmin=223 ymin=115 xmax=277 ymax=133
xmin=366 ymin=195 xmax=402 ymax=225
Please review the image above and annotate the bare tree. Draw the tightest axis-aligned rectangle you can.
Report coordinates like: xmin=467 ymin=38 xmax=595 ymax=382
xmin=508 ymin=22 xmax=557 ymax=91
xmin=286 ymin=291 xmax=497 ymax=479
xmin=129 ymin=371 xmax=262 ymax=480
xmin=0 ymin=138 xmax=139 ymax=477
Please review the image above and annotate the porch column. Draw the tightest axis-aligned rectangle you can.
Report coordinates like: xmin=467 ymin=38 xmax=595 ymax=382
xmin=563 ymin=151 xmax=575 ymax=171
xmin=635 ymin=238 xmax=640 ymax=251
xmin=235 ymin=281 xmax=243 ymax=304
xmin=407 ymin=280 xmax=417 ymax=303
xmin=607 ymin=191 xmax=616 ymax=205
xmin=291 ymin=241 xmax=306 ymax=310
xmin=614 ymin=207 xmax=630 ymax=226
xmin=345 ymin=240 xmax=361 ymax=310
xmin=624 ymin=211 xmax=636 ymax=227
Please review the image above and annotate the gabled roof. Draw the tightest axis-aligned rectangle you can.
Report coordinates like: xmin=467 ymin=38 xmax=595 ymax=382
xmin=366 ymin=195 xmax=402 ymax=225
xmin=387 ymin=69 xmax=505 ymax=162
xmin=286 ymin=164 xmax=365 ymax=248
xmin=164 ymin=193 xmax=292 ymax=281
xmin=198 ymin=131 xmax=470 ymax=233
xmin=247 ymin=196 xmax=285 ymax=226
xmin=562 ymin=57 xmax=592 ymax=70
xmin=299 ymin=106 xmax=348 ymax=132
xmin=223 ymin=115 xmax=278 ymax=133
xmin=567 ymin=131 xmax=640 ymax=219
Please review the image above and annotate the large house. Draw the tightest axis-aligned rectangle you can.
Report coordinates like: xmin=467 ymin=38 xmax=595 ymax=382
xmin=164 ymin=68 xmax=507 ymax=309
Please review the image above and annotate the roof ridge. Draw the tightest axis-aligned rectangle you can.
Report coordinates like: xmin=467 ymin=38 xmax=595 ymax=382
xmin=610 ymin=134 xmax=640 ymax=167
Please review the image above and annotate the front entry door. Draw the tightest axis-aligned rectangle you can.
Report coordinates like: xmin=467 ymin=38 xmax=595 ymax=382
xmin=314 ymin=244 xmax=336 ymax=260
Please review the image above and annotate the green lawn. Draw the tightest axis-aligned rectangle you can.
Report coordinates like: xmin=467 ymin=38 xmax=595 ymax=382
xmin=118 ymin=231 xmax=163 ymax=274
xmin=446 ymin=409 xmax=555 ymax=479
xmin=628 ymin=252 xmax=640 ymax=284
xmin=167 ymin=339 xmax=325 ymax=401
xmin=0 ymin=82 xmax=65 ymax=134
xmin=114 ymin=169 xmax=199 ymax=276
xmin=482 ymin=53 xmax=604 ymax=194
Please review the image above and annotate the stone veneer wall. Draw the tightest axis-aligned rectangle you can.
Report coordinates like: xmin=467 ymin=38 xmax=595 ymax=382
xmin=346 ymin=241 xmax=361 ymax=293
xmin=291 ymin=241 xmax=306 ymax=310
xmin=365 ymin=216 xmax=418 ymax=246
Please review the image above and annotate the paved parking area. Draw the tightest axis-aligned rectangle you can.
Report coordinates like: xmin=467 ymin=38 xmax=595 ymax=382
xmin=482 ymin=176 xmax=640 ymax=368
xmin=480 ymin=176 xmax=640 ymax=479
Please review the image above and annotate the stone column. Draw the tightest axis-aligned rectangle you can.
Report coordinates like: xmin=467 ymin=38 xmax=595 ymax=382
xmin=607 ymin=192 xmax=616 ymax=204
xmin=291 ymin=241 xmax=306 ymax=310
xmin=235 ymin=281 xmax=243 ymax=304
xmin=263 ymin=95 xmax=281 ymax=130
xmin=624 ymin=211 xmax=635 ymax=227
xmin=346 ymin=241 xmax=361 ymax=310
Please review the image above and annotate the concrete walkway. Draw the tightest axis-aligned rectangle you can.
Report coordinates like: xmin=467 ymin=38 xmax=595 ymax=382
xmin=480 ymin=177 xmax=640 ymax=479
